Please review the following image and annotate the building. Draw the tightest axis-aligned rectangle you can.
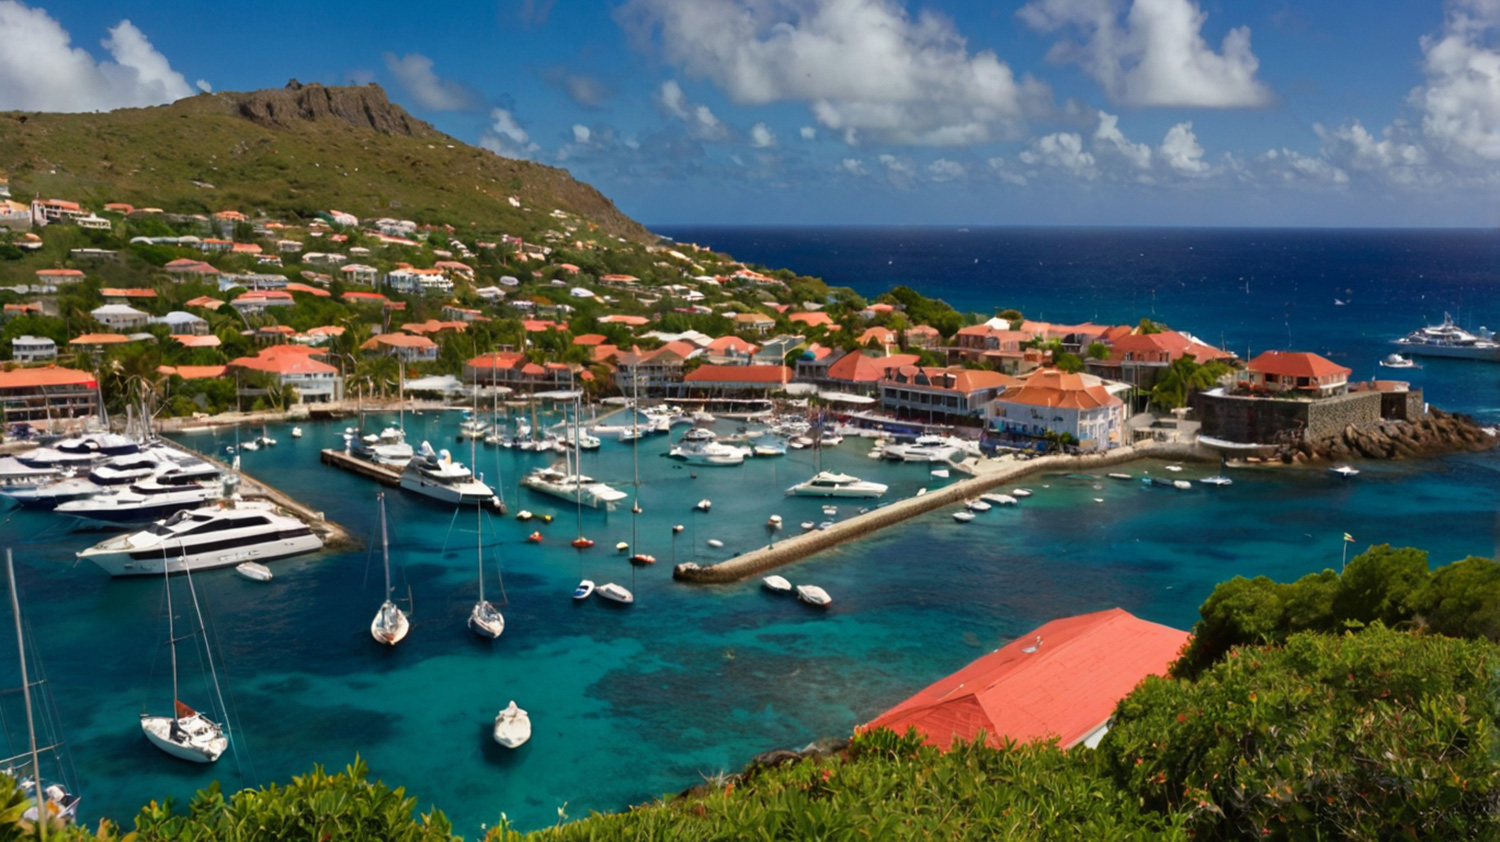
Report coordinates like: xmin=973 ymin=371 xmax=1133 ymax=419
xmin=89 ymin=304 xmax=150 ymax=331
xmin=733 ymin=312 xmax=776 ymax=336
xmin=903 ymin=324 xmax=942 ymax=350
xmin=1086 ymin=330 xmax=1236 ymax=389
xmin=818 ymin=350 xmax=923 ymax=394
xmin=464 ymin=351 xmax=575 ymax=391
xmin=952 ymin=324 xmax=1044 ymax=372
xmin=227 ymin=347 xmax=344 ymax=403
xmin=861 ymin=608 xmax=1188 ymax=751
xmin=34 ymin=268 xmax=85 ymax=285
xmin=680 ymin=364 xmax=791 ymax=396
xmin=988 ymin=368 xmax=1126 ymax=451
xmin=30 ymin=199 xmax=85 ymax=226
xmin=880 ymin=366 xmax=1015 ymax=423
xmin=704 ymin=335 xmax=759 ymax=364
xmin=1241 ymin=351 xmax=1351 ymax=397
xmin=613 ymin=342 xmax=700 ymax=394
xmin=341 ymin=264 xmax=379 ymax=285
xmin=10 ymin=335 xmax=57 ymax=363
xmin=0 ymin=366 xmax=101 ymax=426
xmin=361 ymin=333 xmax=439 ymax=363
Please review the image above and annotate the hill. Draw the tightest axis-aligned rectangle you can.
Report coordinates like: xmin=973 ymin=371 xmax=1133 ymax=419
xmin=0 ymin=81 xmax=649 ymax=242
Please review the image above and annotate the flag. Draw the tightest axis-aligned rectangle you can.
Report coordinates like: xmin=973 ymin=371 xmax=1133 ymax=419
xmin=1343 ymin=533 xmax=1355 ymax=543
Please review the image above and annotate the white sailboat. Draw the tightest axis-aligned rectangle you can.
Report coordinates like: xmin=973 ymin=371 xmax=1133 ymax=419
xmin=467 ymin=503 xmax=504 ymax=640
xmin=140 ymin=565 xmax=229 ymax=763
xmin=370 ymin=493 xmax=410 ymax=646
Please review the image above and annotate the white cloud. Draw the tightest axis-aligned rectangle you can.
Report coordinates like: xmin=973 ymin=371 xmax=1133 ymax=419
xmin=987 ymin=156 xmax=1029 ymax=185
xmin=0 ymin=4 xmax=195 ymax=112
xmin=1410 ymin=0 xmax=1500 ymax=162
xmin=1018 ymin=0 xmax=1273 ymax=107
xmin=750 ymin=122 xmax=777 ymax=147
xmin=800 ymin=126 xmax=817 ymax=140
xmin=656 ymin=80 xmax=729 ymax=140
xmin=617 ymin=0 xmax=1048 ymax=145
xmin=383 ymin=52 xmax=481 ymax=111
xmin=878 ymin=153 xmax=919 ymax=188
xmin=1158 ymin=121 xmax=1210 ymax=175
xmin=480 ymin=108 xmax=540 ymax=160
xmin=1314 ymin=121 xmax=1429 ymax=184
xmin=926 ymin=158 xmax=966 ymax=181
xmin=1019 ymin=132 xmax=1098 ymax=179
xmin=572 ymin=124 xmax=592 ymax=144
xmin=1093 ymin=111 xmax=1152 ymax=169
xmin=195 ymin=78 xmax=211 ymax=93
xmin=840 ymin=157 xmax=867 ymax=176
xmin=1261 ymin=147 xmax=1349 ymax=184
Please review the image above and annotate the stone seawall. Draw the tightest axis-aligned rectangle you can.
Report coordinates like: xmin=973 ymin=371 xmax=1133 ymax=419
xmin=673 ymin=441 xmax=1203 ymax=585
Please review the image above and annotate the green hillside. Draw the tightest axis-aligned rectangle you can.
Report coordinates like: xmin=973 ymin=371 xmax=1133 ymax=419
xmin=0 ymin=81 xmax=648 ymax=242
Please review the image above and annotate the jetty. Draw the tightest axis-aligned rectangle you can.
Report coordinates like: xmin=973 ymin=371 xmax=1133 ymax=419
xmin=673 ymin=441 xmax=1200 ymax=585
xmin=321 ymin=447 xmax=403 ymax=487
xmin=187 ymin=443 xmax=358 ymax=550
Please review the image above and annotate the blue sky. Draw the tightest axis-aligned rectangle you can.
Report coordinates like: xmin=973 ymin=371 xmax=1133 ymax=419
xmin=4 ymin=0 xmax=1499 ymax=227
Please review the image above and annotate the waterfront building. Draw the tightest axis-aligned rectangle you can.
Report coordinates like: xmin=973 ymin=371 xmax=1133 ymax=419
xmin=612 ymin=342 xmax=700 ymax=394
xmin=861 ymin=608 xmax=1187 ymax=751
xmin=988 ymin=368 xmax=1126 ymax=451
xmin=1087 ymin=330 xmax=1238 ymax=389
xmin=817 ymin=350 xmax=922 ymax=395
xmin=879 ymin=366 xmax=1015 ymax=425
xmin=704 ymin=335 xmax=759 ymax=365
xmin=10 ymin=335 xmax=57 ymax=363
xmin=680 ymin=364 xmax=791 ymax=397
xmin=0 ymin=366 xmax=100 ymax=425
xmin=227 ymin=346 xmax=343 ymax=403
xmin=1240 ymin=351 xmax=1351 ymax=397
xmin=361 ymin=333 xmax=438 ymax=363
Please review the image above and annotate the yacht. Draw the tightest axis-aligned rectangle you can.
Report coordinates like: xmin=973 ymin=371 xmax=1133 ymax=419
xmin=1394 ymin=313 xmax=1500 ymax=361
xmin=75 ymin=500 xmax=323 ymax=576
xmin=1379 ymin=353 xmax=1419 ymax=369
xmin=668 ymin=428 xmax=750 ymax=466
xmin=882 ymin=434 xmax=964 ymax=463
xmin=346 ymin=427 xmax=414 ymax=466
xmin=0 ymin=433 xmax=142 ymax=484
xmin=55 ymin=477 xmax=227 ymax=525
xmin=1 ymin=476 xmax=104 ymax=509
xmin=786 ymin=471 xmax=889 ymax=498
xmin=399 ymin=442 xmax=499 ymax=507
xmin=519 ymin=466 xmax=627 ymax=510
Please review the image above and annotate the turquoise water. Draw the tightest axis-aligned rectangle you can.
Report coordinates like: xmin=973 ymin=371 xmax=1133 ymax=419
xmin=3 ymin=412 xmax=1497 ymax=834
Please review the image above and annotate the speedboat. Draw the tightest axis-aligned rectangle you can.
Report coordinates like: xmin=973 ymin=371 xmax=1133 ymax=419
xmin=1394 ymin=312 xmax=1500 ymax=361
xmin=952 ymin=510 xmax=976 ymax=523
xmin=572 ymin=579 xmax=595 ymax=600
xmin=629 ymin=552 xmax=656 ymax=566
xmin=400 ymin=442 xmax=498 ymax=507
xmin=1380 ymin=353 xmax=1419 ymax=369
xmin=492 ymin=701 xmax=531 ymax=748
xmin=695 ymin=498 xmax=712 ymax=512
xmin=1330 ymin=465 xmax=1360 ymax=478
xmin=596 ymin=582 xmax=634 ymax=604
xmin=290 ymin=427 xmax=303 ymax=438
xmin=669 ymin=428 xmax=750 ymax=466
xmin=786 ymin=471 xmax=888 ymax=498
xmin=762 ymin=575 xmax=792 ymax=593
xmin=980 ymin=492 xmax=1018 ymax=506
xmin=966 ymin=499 xmax=992 ymax=512
xmin=882 ymin=434 xmax=963 ymax=463
xmin=795 ymin=584 xmax=831 ymax=607
xmin=1011 ymin=488 xmax=1033 ymax=498
xmin=1200 ymin=475 xmax=1234 ymax=486
xmin=1 ymin=476 xmax=104 ymax=509
xmin=520 ymin=466 xmax=627 ymax=510
xmin=75 ymin=500 xmax=323 ymax=576
xmin=766 ymin=514 xmax=782 ymax=528
xmin=236 ymin=561 xmax=273 ymax=582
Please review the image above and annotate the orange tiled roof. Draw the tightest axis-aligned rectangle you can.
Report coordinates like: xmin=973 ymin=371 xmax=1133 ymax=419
xmin=1247 ymin=350 xmax=1351 ymax=379
xmin=0 ymin=367 xmax=98 ymax=388
xmin=826 ymin=351 xmax=922 ymax=383
xmin=101 ymin=288 xmax=157 ymax=298
xmin=996 ymin=369 xmax=1121 ymax=411
xmin=69 ymin=333 xmax=131 ymax=345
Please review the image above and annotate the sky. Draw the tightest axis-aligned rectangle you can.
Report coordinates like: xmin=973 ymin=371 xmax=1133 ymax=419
xmin=2 ymin=0 xmax=1499 ymax=228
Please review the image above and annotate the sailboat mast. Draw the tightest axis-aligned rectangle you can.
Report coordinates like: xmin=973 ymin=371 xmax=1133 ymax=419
xmin=6 ymin=551 xmax=44 ymax=842
xmin=574 ymin=398 xmax=583 ymax=537
xmin=631 ymin=375 xmax=641 ymax=550
xmin=165 ymin=563 xmax=179 ymax=716
xmin=379 ymin=493 xmax=391 ymax=600
xmin=476 ymin=480 xmax=485 ymax=603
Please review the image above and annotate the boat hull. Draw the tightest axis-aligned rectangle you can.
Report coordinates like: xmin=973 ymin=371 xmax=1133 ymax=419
xmin=80 ymin=533 xmax=322 ymax=577
xmin=141 ymin=714 xmax=226 ymax=763
xmin=1393 ymin=340 xmax=1500 ymax=361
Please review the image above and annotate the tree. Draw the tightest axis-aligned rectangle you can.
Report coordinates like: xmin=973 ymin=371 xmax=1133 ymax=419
xmin=1086 ymin=341 xmax=1110 ymax=360
xmin=1410 ymin=555 xmax=1500 ymax=640
xmin=1149 ymin=354 xmax=1229 ymax=410
xmin=1054 ymin=352 xmax=1085 ymax=373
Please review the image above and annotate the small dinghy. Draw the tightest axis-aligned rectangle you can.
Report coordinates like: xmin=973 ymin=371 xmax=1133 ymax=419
xmin=795 ymin=584 xmax=832 ymax=607
xmin=1172 ymin=479 xmax=1193 ymax=490
xmin=571 ymin=537 xmax=595 ymax=549
xmin=821 ymin=505 xmax=838 ymax=517
xmin=573 ymin=579 xmax=595 ymax=600
xmin=235 ymin=561 xmax=272 ymax=582
xmin=762 ymin=575 xmax=792 ymax=593
xmin=981 ymin=492 xmax=1017 ymax=506
xmin=516 ymin=510 xmax=534 ymax=521
xmin=966 ymin=499 xmax=992 ymax=512
xmin=615 ymin=541 xmax=630 ymax=552
xmin=706 ymin=538 xmax=724 ymax=548
xmin=695 ymin=499 xmax=712 ymax=512
xmin=291 ymin=427 xmax=303 ymax=439
xmin=596 ymin=582 xmax=634 ymax=604
xmin=629 ymin=553 xmax=657 ymax=566
xmin=952 ymin=510 xmax=976 ymax=523
xmin=492 ymin=701 xmax=532 ymax=749
xmin=1330 ymin=465 xmax=1360 ymax=478
xmin=526 ymin=531 xmax=543 ymax=543
xmin=817 ymin=520 xmax=835 ymax=530
xmin=800 ymin=521 xmax=816 ymax=531
xmin=766 ymin=514 xmax=782 ymax=528
xmin=1011 ymin=488 xmax=1033 ymax=498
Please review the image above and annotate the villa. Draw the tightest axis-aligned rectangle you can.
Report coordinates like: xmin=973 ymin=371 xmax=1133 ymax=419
xmin=988 ymin=368 xmax=1126 ymax=451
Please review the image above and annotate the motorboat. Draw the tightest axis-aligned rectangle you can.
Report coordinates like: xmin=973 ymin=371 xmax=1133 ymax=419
xmin=751 ymin=436 xmax=787 ymax=457
xmin=766 ymin=514 xmax=782 ymax=528
xmin=795 ymin=584 xmax=831 ymax=607
xmin=55 ymin=478 xmax=226 ymax=525
xmin=1380 ymin=353 xmax=1419 ymax=369
xmin=572 ymin=579 xmax=595 ymax=600
xmin=596 ymin=582 xmax=634 ymax=604
xmin=786 ymin=471 xmax=888 ymax=498
xmin=952 ymin=510 xmax=976 ymax=523
xmin=492 ymin=701 xmax=532 ymax=748
xmin=2 ymin=476 xmax=105 ymax=509
xmin=966 ymin=499 xmax=992 ymax=512
xmin=1200 ymin=475 xmax=1234 ymax=486
xmin=629 ymin=552 xmax=656 ymax=566
xmin=75 ymin=500 xmax=322 ymax=577
xmin=669 ymin=428 xmax=750 ymax=466
xmin=1173 ymin=479 xmax=1193 ymax=490
xmin=520 ymin=466 xmax=626 ymax=510
xmin=882 ymin=434 xmax=963 ymax=463
xmin=821 ymin=504 xmax=838 ymax=517
xmin=1011 ymin=488 xmax=1034 ymax=498
xmin=400 ymin=442 xmax=499 ymax=507
xmin=458 ymin=417 xmax=491 ymax=440
xmin=290 ymin=427 xmax=303 ymax=438
xmin=1330 ymin=465 xmax=1360 ymax=478
xmin=980 ymin=492 xmax=1018 ymax=506
xmin=930 ymin=468 xmax=950 ymax=479
xmin=706 ymin=538 xmax=724 ymax=548
xmin=1394 ymin=313 xmax=1500 ymax=361
xmin=818 ymin=520 xmax=835 ymax=530
xmin=235 ymin=561 xmax=273 ymax=582
xmin=347 ymin=427 xmax=413 ymax=466
xmin=695 ymin=498 xmax=712 ymax=512
xmin=9 ymin=433 xmax=141 ymax=471
xmin=516 ymin=510 xmax=533 ymax=521
xmin=800 ymin=521 xmax=816 ymax=531
xmin=762 ymin=575 xmax=792 ymax=593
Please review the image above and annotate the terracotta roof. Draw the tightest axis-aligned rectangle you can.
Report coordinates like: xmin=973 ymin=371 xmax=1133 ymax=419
xmin=100 ymin=288 xmax=157 ymax=298
xmin=826 ymin=351 xmax=923 ymax=383
xmin=35 ymin=268 xmax=84 ymax=277
xmin=159 ymin=365 xmax=227 ymax=380
xmin=684 ymin=365 xmax=791 ymax=385
xmin=0 ymin=367 xmax=98 ymax=389
xmin=285 ymin=282 xmax=332 ymax=297
xmin=304 ymin=325 xmax=346 ymax=336
xmin=600 ymin=314 xmax=650 ymax=326
xmin=1107 ymin=330 xmax=1233 ymax=364
xmin=170 ymin=335 xmax=222 ymax=348
xmin=706 ymin=335 xmax=759 ymax=354
xmin=341 ymin=291 xmax=388 ymax=302
xmin=859 ymin=327 xmax=897 ymax=346
xmin=69 ymin=333 xmax=131 ymax=345
xmin=467 ymin=351 xmax=524 ymax=370
xmin=996 ymin=369 xmax=1122 ymax=411
xmin=185 ymin=296 xmax=224 ymax=310
xmin=885 ymin=366 xmax=1015 ymax=394
xmin=229 ymin=350 xmax=338 ymax=376
xmin=572 ymin=334 xmax=608 ymax=347
xmin=362 ymin=334 xmax=437 ymax=350
xmin=789 ymin=312 xmax=836 ymax=327
xmin=861 ymin=608 xmax=1188 ymax=751
xmin=522 ymin=320 xmax=564 ymax=333
xmin=520 ymin=362 xmax=547 ymax=376
xmin=1246 ymin=350 xmax=1351 ymax=379
xmin=906 ymin=324 xmax=941 ymax=336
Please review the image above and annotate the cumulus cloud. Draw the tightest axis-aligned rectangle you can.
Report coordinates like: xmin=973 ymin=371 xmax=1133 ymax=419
xmin=1093 ymin=111 xmax=1152 ymax=169
xmin=542 ymin=67 xmax=613 ymax=109
xmin=383 ymin=52 xmax=482 ymax=111
xmin=1314 ymin=121 xmax=1429 ymax=184
xmin=1410 ymin=0 xmax=1500 ymax=162
xmin=0 ymin=3 xmax=195 ymax=112
xmin=480 ymin=108 xmax=540 ymax=160
xmin=1018 ymin=0 xmax=1273 ymax=107
xmin=926 ymin=158 xmax=966 ymax=181
xmin=840 ymin=157 xmax=868 ymax=176
xmin=878 ymin=153 xmax=919 ymax=188
xmin=800 ymin=126 xmax=817 ymax=140
xmin=572 ymin=124 xmax=592 ymax=144
xmin=1158 ymin=122 xmax=1210 ymax=175
xmin=750 ymin=122 xmax=777 ymax=147
xmin=987 ymin=157 xmax=1030 ymax=186
xmin=195 ymin=78 xmax=212 ymax=93
xmin=656 ymin=79 xmax=730 ymax=140
xmin=1020 ymin=132 xmax=1098 ymax=179
xmin=1261 ymin=147 xmax=1349 ymax=184
xmin=617 ymin=0 xmax=1048 ymax=145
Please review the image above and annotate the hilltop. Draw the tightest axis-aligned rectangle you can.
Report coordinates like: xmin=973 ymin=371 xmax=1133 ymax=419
xmin=0 ymin=81 xmax=648 ymax=242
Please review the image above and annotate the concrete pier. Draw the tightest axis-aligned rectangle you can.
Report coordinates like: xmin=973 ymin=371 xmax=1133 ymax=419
xmin=320 ymin=447 xmax=403 ymax=487
xmin=673 ymin=441 xmax=1203 ymax=585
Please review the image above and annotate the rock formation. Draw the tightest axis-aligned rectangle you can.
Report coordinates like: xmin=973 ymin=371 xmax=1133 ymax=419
xmin=1281 ymin=409 xmax=1497 ymax=463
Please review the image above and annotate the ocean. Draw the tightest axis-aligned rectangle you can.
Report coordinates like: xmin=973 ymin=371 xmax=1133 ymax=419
xmin=3 ymin=228 xmax=1500 ymax=835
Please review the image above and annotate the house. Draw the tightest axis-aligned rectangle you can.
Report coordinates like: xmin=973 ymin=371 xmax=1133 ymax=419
xmin=613 ymin=341 xmax=700 ymax=394
xmin=68 ymin=333 xmax=133 ymax=352
xmin=600 ymin=314 xmax=650 ymax=327
xmin=880 ymin=366 xmax=1015 ymax=423
xmin=341 ymin=291 xmax=389 ymax=306
xmin=464 ymin=351 xmax=575 ymax=391
xmin=10 ymin=335 xmax=57 ymax=363
xmin=752 ymin=335 xmax=804 ymax=366
xmin=734 ymin=312 xmax=776 ymax=336
xmin=199 ymin=238 xmax=233 ymax=253
xmin=101 ymin=288 xmax=157 ymax=302
xmin=325 ymin=210 xmax=358 ymax=227
xmin=227 ymin=346 xmax=344 ymax=403
xmin=1086 ymin=330 xmax=1236 ymax=389
xmin=441 ymin=305 xmax=484 ymax=322
xmin=0 ymin=366 xmax=100 ymax=425
xmin=231 ymin=242 xmax=263 ymax=256
xmin=149 ymin=311 xmax=210 ymax=335
xmin=988 ymin=369 xmax=1126 ymax=451
xmin=433 ymin=260 xmax=475 ymax=280
xmin=858 ymin=302 xmax=896 ymax=321
xmin=2 ymin=303 xmax=42 ymax=319
xmin=704 ymin=335 xmax=759 ymax=364
xmin=1241 ymin=351 xmax=1351 ymax=397
xmin=861 ymin=608 xmax=1188 ymax=751
xmin=1 ymin=198 xmax=30 ymax=230
xmin=858 ymin=326 xmax=897 ymax=350
xmin=681 ymin=364 xmax=792 ymax=395
xmin=284 ymin=282 xmax=332 ymax=298
xmin=35 ymin=268 xmax=85 ymax=285
xmin=170 ymin=334 xmax=222 ymax=349
xmin=361 ymin=333 xmax=439 ymax=363
xmin=793 ymin=343 xmax=838 ymax=382
xmin=90 ymin=304 xmax=150 ymax=331
xmin=76 ymin=213 xmax=111 ymax=231
xmin=953 ymin=324 xmax=1044 ymax=373
xmin=789 ymin=311 xmax=838 ymax=331
xmin=185 ymin=296 xmax=225 ymax=311
xmin=29 ymin=199 xmax=85 ymax=226
xmin=904 ymin=324 xmax=942 ymax=350
xmin=820 ymin=350 xmax=923 ymax=393
xmin=163 ymin=259 xmax=219 ymax=278
xmin=277 ymin=239 xmax=303 ymax=254
xmin=158 ymin=365 xmax=227 ymax=380
xmin=341 ymin=264 xmax=379 ymax=285
xmin=230 ymin=290 xmax=295 ymax=314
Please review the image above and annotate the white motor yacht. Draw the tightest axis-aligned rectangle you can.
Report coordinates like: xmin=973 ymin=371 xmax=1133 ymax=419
xmin=520 ymin=466 xmax=627 ymax=510
xmin=55 ymin=477 xmax=225 ymax=525
xmin=400 ymin=442 xmax=498 ymax=506
xmin=492 ymin=701 xmax=532 ymax=748
xmin=786 ymin=471 xmax=889 ymax=498
xmin=1 ymin=476 xmax=103 ymax=509
xmin=669 ymin=428 xmax=750 ymax=466
xmin=76 ymin=500 xmax=322 ymax=576
xmin=882 ymin=434 xmax=964 ymax=463
xmin=1394 ymin=313 xmax=1500 ymax=361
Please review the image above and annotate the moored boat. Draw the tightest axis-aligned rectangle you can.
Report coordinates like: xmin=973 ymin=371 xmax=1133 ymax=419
xmin=235 ymin=561 xmax=272 ymax=582
xmin=795 ymin=584 xmax=831 ymax=606
xmin=762 ymin=575 xmax=792 ymax=593
xmin=786 ymin=471 xmax=888 ymax=498
xmin=596 ymin=582 xmax=633 ymax=604
xmin=492 ymin=701 xmax=531 ymax=748
xmin=1394 ymin=313 xmax=1500 ymax=361
xmin=76 ymin=500 xmax=322 ymax=577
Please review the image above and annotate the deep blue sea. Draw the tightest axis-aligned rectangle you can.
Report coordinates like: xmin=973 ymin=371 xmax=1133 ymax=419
xmin=3 ymin=228 xmax=1500 ymax=836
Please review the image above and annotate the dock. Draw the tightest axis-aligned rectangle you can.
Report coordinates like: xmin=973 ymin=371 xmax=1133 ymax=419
xmin=673 ymin=441 xmax=1202 ymax=585
xmin=184 ymin=443 xmax=359 ymax=550
xmin=320 ymin=447 xmax=403 ymax=487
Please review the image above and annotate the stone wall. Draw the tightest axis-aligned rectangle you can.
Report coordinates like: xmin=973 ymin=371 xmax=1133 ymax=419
xmin=1303 ymin=392 xmax=1384 ymax=440
xmin=1194 ymin=391 xmax=1386 ymax=444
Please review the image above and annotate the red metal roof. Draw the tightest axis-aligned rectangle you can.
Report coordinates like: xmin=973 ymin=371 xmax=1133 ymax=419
xmin=826 ymin=351 xmax=922 ymax=383
xmin=0 ymin=367 xmax=98 ymax=389
xmin=684 ymin=364 xmax=791 ymax=384
xmin=862 ymin=608 xmax=1188 ymax=750
xmin=1246 ymin=350 xmax=1351 ymax=379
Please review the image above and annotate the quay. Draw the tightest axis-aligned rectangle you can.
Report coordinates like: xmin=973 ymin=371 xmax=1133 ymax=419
xmin=319 ymin=447 xmax=509 ymax=513
xmin=673 ymin=441 xmax=1202 ymax=585
xmin=183 ymin=442 xmax=359 ymax=550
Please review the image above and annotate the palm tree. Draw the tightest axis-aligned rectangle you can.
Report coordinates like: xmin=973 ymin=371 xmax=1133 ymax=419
xmin=1150 ymin=354 xmax=1225 ymax=410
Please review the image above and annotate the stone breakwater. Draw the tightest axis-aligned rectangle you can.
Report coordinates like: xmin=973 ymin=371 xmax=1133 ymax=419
xmin=1282 ymin=408 xmax=1497 ymax=463
xmin=673 ymin=442 xmax=1196 ymax=585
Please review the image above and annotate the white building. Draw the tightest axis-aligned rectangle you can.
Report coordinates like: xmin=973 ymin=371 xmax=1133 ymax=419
xmin=90 ymin=304 xmax=150 ymax=331
xmin=11 ymin=335 xmax=57 ymax=363
xmin=988 ymin=369 xmax=1126 ymax=451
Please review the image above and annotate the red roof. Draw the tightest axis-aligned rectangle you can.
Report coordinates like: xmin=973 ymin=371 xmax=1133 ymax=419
xmin=600 ymin=314 xmax=650 ymax=326
xmin=706 ymin=335 xmax=759 ymax=354
xmin=69 ymin=333 xmax=130 ymax=345
xmin=1107 ymin=330 xmax=1233 ymax=364
xmin=285 ymin=282 xmax=331 ymax=297
xmin=826 ymin=351 xmax=922 ymax=383
xmin=996 ymin=369 xmax=1121 ymax=411
xmin=467 ymin=351 xmax=524 ymax=370
xmin=0 ymin=367 xmax=98 ymax=389
xmin=1246 ymin=350 xmax=1351 ymax=379
xmin=862 ymin=608 xmax=1188 ymax=750
xmin=159 ymin=365 xmax=227 ymax=380
xmin=573 ymin=334 xmax=608 ymax=347
xmin=789 ymin=311 xmax=836 ymax=327
xmin=101 ymin=288 xmax=157 ymax=298
xmin=684 ymin=365 xmax=791 ymax=385
xmin=362 ymin=334 xmax=437 ymax=350
xmin=229 ymin=348 xmax=338 ymax=376
xmin=35 ymin=268 xmax=84 ymax=277
xmin=341 ymin=291 xmax=388 ymax=302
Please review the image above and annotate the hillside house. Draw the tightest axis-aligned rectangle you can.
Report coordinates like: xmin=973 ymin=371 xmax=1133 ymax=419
xmin=90 ymin=304 xmax=149 ymax=331
xmin=1086 ymin=330 xmax=1236 ymax=389
xmin=228 ymin=346 xmax=344 ymax=403
xmin=10 ymin=335 xmax=57 ymax=363
xmin=1240 ymin=351 xmax=1351 ymax=397
xmin=341 ymin=264 xmax=379 ymax=285
xmin=0 ymin=366 xmax=100 ymax=425
xmin=361 ymin=333 xmax=439 ymax=363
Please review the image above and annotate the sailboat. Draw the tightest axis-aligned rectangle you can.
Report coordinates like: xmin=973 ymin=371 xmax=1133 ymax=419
xmin=467 ymin=494 xmax=504 ymax=639
xmin=370 ymin=493 xmax=410 ymax=646
xmin=1 ymin=550 xmax=80 ymax=822
xmin=628 ymin=379 xmax=655 ymax=567
xmin=140 ymin=564 xmax=229 ymax=763
xmin=568 ymin=397 xmax=595 ymax=550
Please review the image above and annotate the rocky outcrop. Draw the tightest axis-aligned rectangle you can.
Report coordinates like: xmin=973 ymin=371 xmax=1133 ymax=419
xmin=1281 ymin=409 xmax=1497 ymax=463
xmin=231 ymin=81 xmax=437 ymax=138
